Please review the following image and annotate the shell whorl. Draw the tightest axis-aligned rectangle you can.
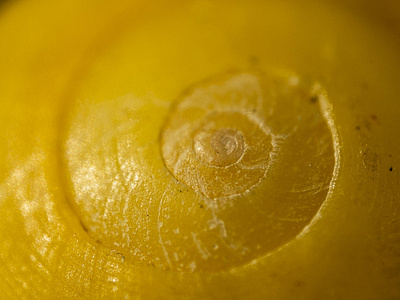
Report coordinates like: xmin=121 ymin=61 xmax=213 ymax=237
xmin=161 ymin=73 xmax=273 ymax=199
xmin=65 ymin=70 xmax=336 ymax=272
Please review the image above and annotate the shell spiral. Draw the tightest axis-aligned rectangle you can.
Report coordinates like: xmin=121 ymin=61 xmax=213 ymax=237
xmin=64 ymin=69 xmax=336 ymax=272
xmin=161 ymin=73 xmax=274 ymax=199
xmin=3 ymin=0 xmax=400 ymax=298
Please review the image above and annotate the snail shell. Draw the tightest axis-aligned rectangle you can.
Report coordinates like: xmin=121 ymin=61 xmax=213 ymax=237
xmin=161 ymin=72 xmax=274 ymax=199
xmin=65 ymin=69 xmax=336 ymax=272
xmin=2 ymin=0 xmax=400 ymax=297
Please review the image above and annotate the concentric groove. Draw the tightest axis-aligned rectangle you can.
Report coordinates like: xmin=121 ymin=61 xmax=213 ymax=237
xmin=64 ymin=69 xmax=337 ymax=272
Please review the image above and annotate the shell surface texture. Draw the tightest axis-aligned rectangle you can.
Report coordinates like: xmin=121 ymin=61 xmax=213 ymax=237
xmin=65 ymin=69 xmax=336 ymax=272
xmin=0 ymin=0 xmax=399 ymax=299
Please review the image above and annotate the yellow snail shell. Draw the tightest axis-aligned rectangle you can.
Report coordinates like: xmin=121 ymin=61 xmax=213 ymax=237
xmin=65 ymin=70 xmax=336 ymax=272
xmin=161 ymin=72 xmax=274 ymax=199
xmin=1 ymin=0 xmax=399 ymax=298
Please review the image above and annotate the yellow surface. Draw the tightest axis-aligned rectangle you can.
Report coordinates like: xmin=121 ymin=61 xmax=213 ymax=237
xmin=0 ymin=0 xmax=399 ymax=298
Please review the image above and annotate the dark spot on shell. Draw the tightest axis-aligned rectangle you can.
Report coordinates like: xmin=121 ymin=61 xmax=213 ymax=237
xmin=294 ymin=280 xmax=305 ymax=287
xmin=248 ymin=55 xmax=259 ymax=65
xmin=310 ymin=96 xmax=318 ymax=103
